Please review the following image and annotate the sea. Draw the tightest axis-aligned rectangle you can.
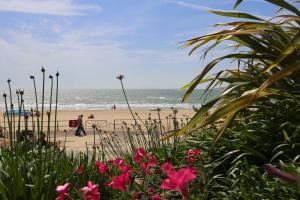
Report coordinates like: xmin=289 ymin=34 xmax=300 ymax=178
xmin=0 ymin=89 xmax=222 ymax=111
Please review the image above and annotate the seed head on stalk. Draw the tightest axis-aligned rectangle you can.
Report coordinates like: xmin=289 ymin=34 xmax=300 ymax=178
xmin=16 ymin=89 xmax=21 ymax=139
xmin=3 ymin=92 xmax=12 ymax=148
xmin=19 ymin=89 xmax=27 ymax=133
xmin=30 ymin=74 xmax=40 ymax=141
xmin=7 ymin=79 xmax=15 ymax=145
xmin=41 ymin=67 xmax=46 ymax=135
xmin=116 ymin=74 xmax=137 ymax=125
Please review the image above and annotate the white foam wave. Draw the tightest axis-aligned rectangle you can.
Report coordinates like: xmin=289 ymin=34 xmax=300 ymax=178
xmin=147 ymin=96 xmax=167 ymax=99
xmin=0 ymin=103 xmax=201 ymax=111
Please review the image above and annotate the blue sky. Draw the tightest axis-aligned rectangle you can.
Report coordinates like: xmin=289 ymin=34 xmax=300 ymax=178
xmin=0 ymin=0 xmax=281 ymax=89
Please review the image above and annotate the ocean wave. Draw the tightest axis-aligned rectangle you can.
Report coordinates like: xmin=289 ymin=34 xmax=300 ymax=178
xmin=0 ymin=103 xmax=201 ymax=111
xmin=147 ymin=96 xmax=167 ymax=99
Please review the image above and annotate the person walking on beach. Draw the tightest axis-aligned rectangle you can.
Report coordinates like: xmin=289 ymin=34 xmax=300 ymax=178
xmin=75 ymin=115 xmax=86 ymax=136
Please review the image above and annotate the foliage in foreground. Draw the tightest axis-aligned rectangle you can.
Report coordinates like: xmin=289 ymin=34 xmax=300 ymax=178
xmin=175 ymin=0 xmax=300 ymax=198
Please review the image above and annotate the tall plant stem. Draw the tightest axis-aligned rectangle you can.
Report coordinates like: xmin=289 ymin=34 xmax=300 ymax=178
xmin=41 ymin=67 xmax=45 ymax=134
xmin=48 ymin=75 xmax=53 ymax=142
xmin=16 ymin=90 xmax=21 ymax=142
xmin=3 ymin=114 xmax=6 ymax=148
xmin=20 ymin=91 xmax=27 ymax=132
xmin=7 ymin=80 xmax=15 ymax=146
xmin=54 ymin=71 xmax=59 ymax=144
xmin=3 ymin=93 xmax=12 ymax=148
xmin=31 ymin=76 xmax=40 ymax=140
xmin=120 ymin=79 xmax=137 ymax=125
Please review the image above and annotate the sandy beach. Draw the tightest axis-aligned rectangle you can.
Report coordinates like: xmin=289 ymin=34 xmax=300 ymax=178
xmin=56 ymin=108 xmax=194 ymax=122
xmin=0 ymin=108 xmax=195 ymax=151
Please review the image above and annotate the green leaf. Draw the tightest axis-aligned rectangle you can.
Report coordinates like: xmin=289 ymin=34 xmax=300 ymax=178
xmin=263 ymin=30 xmax=300 ymax=73
xmin=234 ymin=0 xmax=244 ymax=9
xmin=182 ymin=53 xmax=274 ymax=102
xmin=283 ymin=130 xmax=291 ymax=142
xmin=212 ymin=111 xmax=237 ymax=145
xmin=265 ymin=0 xmax=300 ymax=17
xmin=209 ymin=10 xmax=263 ymax=21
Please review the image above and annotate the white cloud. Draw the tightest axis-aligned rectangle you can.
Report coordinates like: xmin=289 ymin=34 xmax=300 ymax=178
xmin=0 ymin=0 xmax=102 ymax=16
xmin=166 ymin=0 xmax=211 ymax=11
xmin=0 ymin=23 xmax=201 ymax=89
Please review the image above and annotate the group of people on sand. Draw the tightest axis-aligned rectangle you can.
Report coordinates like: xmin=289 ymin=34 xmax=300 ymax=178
xmin=75 ymin=114 xmax=86 ymax=136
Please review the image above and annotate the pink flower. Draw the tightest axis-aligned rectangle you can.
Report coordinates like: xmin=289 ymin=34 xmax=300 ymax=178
xmin=185 ymin=149 xmax=201 ymax=165
xmin=109 ymin=158 xmax=126 ymax=167
xmin=186 ymin=149 xmax=201 ymax=157
xmin=96 ymin=161 xmax=108 ymax=174
xmin=147 ymin=186 xmax=155 ymax=193
xmin=188 ymin=166 xmax=197 ymax=174
xmin=76 ymin=165 xmax=85 ymax=175
xmin=109 ymin=172 xmax=131 ymax=192
xmin=104 ymin=181 xmax=110 ymax=188
xmin=134 ymin=147 xmax=147 ymax=163
xmin=141 ymin=153 xmax=157 ymax=174
xmin=160 ymin=167 xmax=196 ymax=199
xmin=140 ymin=162 xmax=155 ymax=175
xmin=119 ymin=164 xmax=133 ymax=174
xmin=161 ymin=162 xmax=174 ymax=174
xmin=262 ymin=164 xmax=300 ymax=186
xmin=140 ymin=162 xmax=147 ymax=171
xmin=148 ymin=154 xmax=157 ymax=165
xmin=80 ymin=181 xmax=100 ymax=200
xmin=55 ymin=183 xmax=69 ymax=200
xmin=151 ymin=194 xmax=162 ymax=200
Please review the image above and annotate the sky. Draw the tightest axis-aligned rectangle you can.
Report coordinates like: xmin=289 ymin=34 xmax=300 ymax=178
xmin=0 ymin=0 xmax=283 ymax=89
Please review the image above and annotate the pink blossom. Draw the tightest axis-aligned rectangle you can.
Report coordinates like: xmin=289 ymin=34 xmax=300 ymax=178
xmin=151 ymin=194 xmax=162 ymax=200
xmin=147 ymin=186 xmax=155 ymax=193
xmin=76 ymin=165 xmax=85 ymax=175
xmin=109 ymin=158 xmax=126 ymax=167
xmin=104 ymin=181 xmax=110 ymax=188
xmin=96 ymin=161 xmax=108 ymax=174
xmin=188 ymin=166 xmax=197 ymax=174
xmin=148 ymin=154 xmax=157 ymax=165
xmin=160 ymin=167 xmax=196 ymax=199
xmin=109 ymin=172 xmax=131 ymax=192
xmin=185 ymin=149 xmax=201 ymax=165
xmin=55 ymin=183 xmax=69 ymax=200
xmin=134 ymin=147 xmax=147 ymax=163
xmin=141 ymin=153 xmax=157 ymax=174
xmin=140 ymin=163 xmax=147 ymax=172
xmin=80 ymin=181 xmax=100 ymax=200
xmin=262 ymin=164 xmax=300 ymax=186
xmin=186 ymin=149 xmax=201 ymax=157
xmin=161 ymin=162 xmax=174 ymax=174
xmin=119 ymin=164 xmax=133 ymax=174
xmin=140 ymin=162 xmax=156 ymax=175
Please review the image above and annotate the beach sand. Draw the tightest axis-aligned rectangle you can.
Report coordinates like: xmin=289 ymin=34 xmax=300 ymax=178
xmin=0 ymin=108 xmax=195 ymax=151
